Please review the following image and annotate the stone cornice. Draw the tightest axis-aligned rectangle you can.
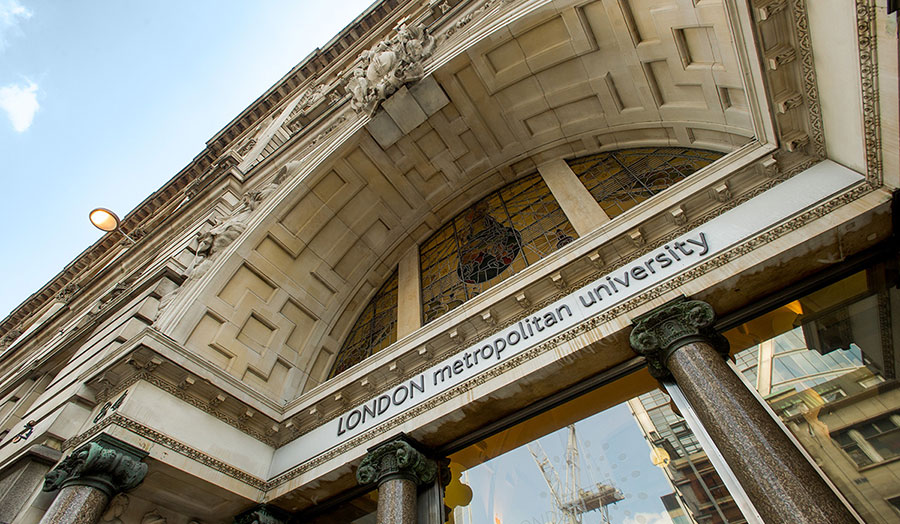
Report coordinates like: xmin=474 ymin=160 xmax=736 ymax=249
xmin=0 ymin=0 xmax=427 ymax=346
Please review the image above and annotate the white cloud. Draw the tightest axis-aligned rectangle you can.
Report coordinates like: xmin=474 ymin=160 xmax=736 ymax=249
xmin=623 ymin=512 xmax=675 ymax=524
xmin=0 ymin=0 xmax=32 ymax=50
xmin=0 ymin=81 xmax=39 ymax=132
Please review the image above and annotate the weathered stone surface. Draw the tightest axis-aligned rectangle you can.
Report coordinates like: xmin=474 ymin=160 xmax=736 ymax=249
xmin=357 ymin=439 xmax=437 ymax=487
xmin=629 ymin=297 xmax=729 ymax=378
xmin=43 ymin=436 xmax=148 ymax=499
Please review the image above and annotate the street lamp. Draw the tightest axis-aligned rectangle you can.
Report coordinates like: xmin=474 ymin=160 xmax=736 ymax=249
xmin=89 ymin=208 xmax=135 ymax=244
xmin=650 ymin=446 xmax=671 ymax=467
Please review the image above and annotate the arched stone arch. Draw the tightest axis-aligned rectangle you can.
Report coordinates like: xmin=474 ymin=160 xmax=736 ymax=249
xmin=159 ymin=0 xmax=753 ymax=402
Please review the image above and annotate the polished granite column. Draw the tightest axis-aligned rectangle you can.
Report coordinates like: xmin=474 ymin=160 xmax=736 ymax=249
xmin=630 ymin=297 xmax=856 ymax=524
xmin=357 ymin=436 xmax=437 ymax=524
xmin=39 ymin=435 xmax=148 ymax=524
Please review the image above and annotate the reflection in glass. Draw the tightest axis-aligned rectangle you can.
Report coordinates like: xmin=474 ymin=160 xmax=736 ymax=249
xmin=724 ymin=262 xmax=900 ymax=523
xmin=446 ymin=372 xmax=745 ymax=524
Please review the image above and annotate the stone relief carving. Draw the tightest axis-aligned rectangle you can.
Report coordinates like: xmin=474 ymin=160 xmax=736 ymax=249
xmin=285 ymin=84 xmax=346 ymax=134
xmin=187 ymin=176 xmax=283 ymax=280
xmin=344 ymin=22 xmax=436 ymax=116
xmin=100 ymin=494 xmax=129 ymax=524
xmin=141 ymin=510 xmax=167 ymax=524
xmin=154 ymin=169 xmax=291 ymax=325
xmin=443 ymin=0 xmax=511 ymax=39
xmin=285 ymin=85 xmax=333 ymax=134
xmin=55 ymin=282 xmax=80 ymax=303
xmin=236 ymin=116 xmax=274 ymax=157
xmin=0 ymin=326 xmax=23 ymax=351
xmin=294 ymin=84 xmax=328 ymax=116
xmin=89 ymin=277 xmax=137 ymax=316
xmin=237 ymin=138 xmax=257 ymax=156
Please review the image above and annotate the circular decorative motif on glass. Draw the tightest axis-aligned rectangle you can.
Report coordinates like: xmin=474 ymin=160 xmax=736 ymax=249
xmin=456 ymin=203 xmax=523 ymax=284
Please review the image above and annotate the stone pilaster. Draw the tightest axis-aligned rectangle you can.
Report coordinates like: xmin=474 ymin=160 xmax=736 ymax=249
xmin=357 ymin=437 xmax=437 ymax=524
xmin=39 ymin=435 xmax=148 ymax=524
xmin=630 ymin=296 xmax=857 ymax=524
xmin=397 ymin=244 xmax=423 ymax=339
xmin=537 ymin=158 xmax=609 ymax=235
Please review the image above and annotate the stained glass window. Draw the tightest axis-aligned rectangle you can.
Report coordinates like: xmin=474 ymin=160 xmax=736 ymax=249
xmin=420 ymin=173 xmax=578 ymax=325
xmin=329 ymin=269 xmax=398 ymax=378
xmin=567 ymin=148 xmax=725 ymax=218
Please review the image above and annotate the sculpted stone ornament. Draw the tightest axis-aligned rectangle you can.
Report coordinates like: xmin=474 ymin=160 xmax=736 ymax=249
xmin=43 ymin=435 xmax=148 ymax=498
xmin=233 ymin=504 xmax=289 ymax=524
xmin=99 ymin=494 xmax=129 ymax=524
xmin=0 ymin=326 xmax=23 ymax=350
xmin=629 ymin=297 xmax=729 ymax=379
xmin=356 ymin=439 xmax=437 ymax=487
xmin=344 ymin=22 xmax=436 ymax=116
xmin=187 ymin=177 xmax=283 ymax=280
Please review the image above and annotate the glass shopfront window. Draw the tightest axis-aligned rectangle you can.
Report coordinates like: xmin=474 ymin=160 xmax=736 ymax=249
xmin=444 ymin=371 xmax=747 ymax=524
xmin=723 ymin=260 xmax=900 ymax=523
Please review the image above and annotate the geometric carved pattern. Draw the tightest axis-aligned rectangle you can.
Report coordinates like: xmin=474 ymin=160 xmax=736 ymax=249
xmin=176 ymin=0 xmax=754 ymax=402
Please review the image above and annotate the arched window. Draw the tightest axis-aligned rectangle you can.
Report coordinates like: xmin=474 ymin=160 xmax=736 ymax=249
xmin=328 ymin=148 xmax=723 ymax=377
xmin=567 ymin=147 xmax=724 ymax=218
xmin=420 ymin=173 xmax=578 ymax=325
xmin=329 ymin=270 xmax=398 ymax=378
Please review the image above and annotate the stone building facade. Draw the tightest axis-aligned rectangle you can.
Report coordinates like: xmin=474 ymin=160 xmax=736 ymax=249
xmin=0 ymin=0 xmax=897 ymax=523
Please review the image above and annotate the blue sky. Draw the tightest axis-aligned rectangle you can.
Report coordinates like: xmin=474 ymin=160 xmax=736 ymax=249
xmin=459 ymin=403 xmax=678 ymax=524
xmin=0 ymin=0 xmax=375 ymax=319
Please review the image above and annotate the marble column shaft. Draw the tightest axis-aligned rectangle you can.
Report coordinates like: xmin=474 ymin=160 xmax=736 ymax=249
xmin=39 ymin=485 xmax=109 ymax=524
xmin=376 ymin=477 xmax=417 ymax=524
xmin=630 ymin=297 xmax=857 ymax=524
xmin=667 ymin=340 xmax=856 ymax=524
xmin=357 ymin=438 xmax=438 ymax=524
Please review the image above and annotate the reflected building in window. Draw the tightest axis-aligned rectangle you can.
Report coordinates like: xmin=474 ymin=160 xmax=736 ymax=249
xmin=724 ymin=265 xmax=900 ymax=523
xmin=629 ymin=390 xmax=746 ymax=524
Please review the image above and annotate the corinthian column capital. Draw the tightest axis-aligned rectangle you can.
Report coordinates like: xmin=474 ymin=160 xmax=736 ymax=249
xmin=43 ymin=435 xmax=148 ymax=498
xmin=233 ymin=504 xmax=289 ymax=524
xmin=356 ymin=437 xmax=437 ymax=487
xmin=629 ymin=297 xmax=729 ymax=378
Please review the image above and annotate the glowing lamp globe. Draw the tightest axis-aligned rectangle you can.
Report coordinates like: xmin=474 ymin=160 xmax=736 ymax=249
xmin=89 ymin=208 xmax=121 ymax=232
xmin=650 ymin=446 xmax=670 ymax=467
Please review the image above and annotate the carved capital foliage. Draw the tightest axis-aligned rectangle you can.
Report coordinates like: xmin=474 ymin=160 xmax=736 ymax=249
xmin=43 ymin=435 xmax=148 ymax=498
xmin=357 ymin=439 xmax=437 ymax=487
xmin=629 ymin=297 xmax=729 ymax=379
xmin=233 ymin=504 xmax=289 ymax=524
